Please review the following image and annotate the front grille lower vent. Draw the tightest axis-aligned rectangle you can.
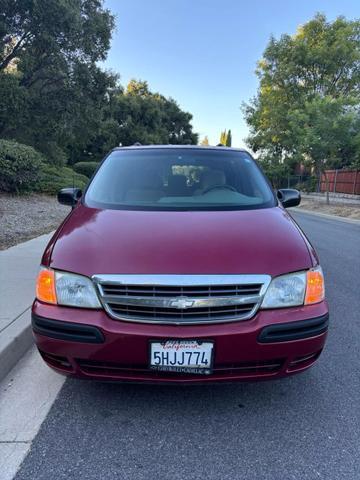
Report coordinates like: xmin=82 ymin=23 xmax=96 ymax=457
xmin=93 ymin=274 xmax=271 ymax=325
xmin=77 ymin=358 xmax=284 ymax=378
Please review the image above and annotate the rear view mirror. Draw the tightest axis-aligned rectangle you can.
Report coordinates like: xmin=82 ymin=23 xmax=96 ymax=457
xmin=58 ymin=188 xmax=82 ymax=207
xmin=277 ymin=189 xmax=301 ymax=208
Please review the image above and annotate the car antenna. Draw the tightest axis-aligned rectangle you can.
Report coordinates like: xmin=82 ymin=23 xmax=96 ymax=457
xmin=72 ymin=169 xmax=76 ymax=208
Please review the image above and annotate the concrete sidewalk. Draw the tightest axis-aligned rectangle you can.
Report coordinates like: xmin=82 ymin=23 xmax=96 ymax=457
xmin=0 ymin=233 xmax=53 ymax=381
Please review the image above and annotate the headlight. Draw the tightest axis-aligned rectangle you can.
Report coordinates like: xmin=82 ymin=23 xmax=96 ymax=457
xmin=261 ymin=266 xmax=324 ymax=309
xmin=55 ymin=271 xmax=101 ymax=308
xmin=36 ymin=268 xmax=101 ymax=309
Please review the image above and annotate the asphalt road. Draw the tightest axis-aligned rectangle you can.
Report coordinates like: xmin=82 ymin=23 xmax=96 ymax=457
xmin=15 ymin=211 xmax=360 ymax=480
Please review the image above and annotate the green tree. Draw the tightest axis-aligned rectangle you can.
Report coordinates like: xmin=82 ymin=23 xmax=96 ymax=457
xmin=226 ymin=129 xmax=232 ymax=147
xmin=0 ymin=2 xmax=198 ymax=178
xmin=104 ymin=80 xmax=198 ymax=147
xmin=0 ymin=0 xmax=116 ymax=164
xmin=243 ymin=14 xmax=360 ymax=194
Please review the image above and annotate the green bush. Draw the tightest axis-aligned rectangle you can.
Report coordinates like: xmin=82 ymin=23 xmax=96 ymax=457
xmin=36 ymin=165 xmax=89 ymax=194
xmin=296 ymin=177 xmax=318 ymax=193
xmin=36 ymin=140 xmax=67 ymax=167
xmin=0 ymin=139 xmax=44 ymax=192
xmin=73 ymin=161 xmax=99 ymax=178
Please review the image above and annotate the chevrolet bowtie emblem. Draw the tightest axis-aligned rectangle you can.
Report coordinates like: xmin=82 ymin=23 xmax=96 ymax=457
xmin=170 ymin=298 xmax=195 ymax=309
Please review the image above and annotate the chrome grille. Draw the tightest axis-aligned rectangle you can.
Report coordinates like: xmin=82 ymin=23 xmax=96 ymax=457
xmin=101 ymin=284 xmax=263 ymax=297
xmin=93 ymin=274 xmax=271 ymax=325
xmin=107 ymin=303 xmax=256 ymax=320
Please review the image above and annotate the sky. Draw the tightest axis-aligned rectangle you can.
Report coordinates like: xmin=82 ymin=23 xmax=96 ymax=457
xmin=103 ymin=0 xmax=360 ymax=148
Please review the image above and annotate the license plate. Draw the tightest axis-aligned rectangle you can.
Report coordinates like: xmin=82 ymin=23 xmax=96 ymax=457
xmin=149 ymin=340 xmax=214 ymax=375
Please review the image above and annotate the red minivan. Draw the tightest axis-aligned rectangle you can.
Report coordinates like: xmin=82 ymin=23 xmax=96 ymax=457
xmin=33 ymin=145 xmax=328 ymax=383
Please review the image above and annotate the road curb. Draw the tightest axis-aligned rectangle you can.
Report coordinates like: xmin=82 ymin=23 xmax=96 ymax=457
xmin=0 ymin=309 xmax=34 ymax=383
xmin=290 ymin=208 xmax=360 ymax=225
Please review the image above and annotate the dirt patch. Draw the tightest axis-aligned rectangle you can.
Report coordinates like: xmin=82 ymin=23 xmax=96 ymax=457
xmin=295 ymin=197 xmax=360 ymax=220
xmin=0 ymin=194 xmax=69 ymax=250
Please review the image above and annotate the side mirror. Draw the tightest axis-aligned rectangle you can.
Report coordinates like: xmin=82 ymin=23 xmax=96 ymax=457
xmin=58 ymin=188 xmax=82 ymax=207
xmin=277 ymin=189 xmax=301 ymax=208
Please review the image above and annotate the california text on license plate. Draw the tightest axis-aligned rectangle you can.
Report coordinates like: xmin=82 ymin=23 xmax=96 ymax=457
xmin=149 ymin=340 xmax=214 ymax=375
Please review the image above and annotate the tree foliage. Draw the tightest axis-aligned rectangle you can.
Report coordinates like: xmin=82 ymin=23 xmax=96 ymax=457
xmin=111 ymin=80 xmax=198 ymax=147
xmin=243 ymin=14 xmax=360 ymax=175
xmin=226 ymin=129 xmax=232 ymax=147
xmin=0 ymin=1 xmax=198 ymax=182
xmin=219 ymin=130 xmax=226 ymax=145
xmin=219 ymin=129 xmax=232 ymax=146
xmin=0 ymin=0 xmax=117 ymax=165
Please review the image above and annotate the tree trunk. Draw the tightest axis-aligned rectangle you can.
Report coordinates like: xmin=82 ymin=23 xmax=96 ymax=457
xmin=323 ymin=170 xmax=330 ymax=205
xmin=0 ymin=32 xmax=31 ymax=71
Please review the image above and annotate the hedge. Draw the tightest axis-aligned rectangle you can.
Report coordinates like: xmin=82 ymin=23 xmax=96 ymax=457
xmin=0 ymin=139 xmax=43 ymax=192
xmin=36 ymin=165 xmax=89 ymax=194
xmin=0 ymin=139 xmax=90 ymax=194
xmin=73 ymin=161 xmax=99 ymax=178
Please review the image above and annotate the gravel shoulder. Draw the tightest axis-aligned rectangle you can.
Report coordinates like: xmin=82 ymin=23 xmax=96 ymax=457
xmin=0 ymin=194 xmax=69 ymax=250
xmin=296 ymin=196 xmax=360 ymax=220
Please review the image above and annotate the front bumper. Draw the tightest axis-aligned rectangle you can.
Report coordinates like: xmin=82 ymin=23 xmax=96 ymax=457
xmin=32 ymin=300 xmax=329 ymax=383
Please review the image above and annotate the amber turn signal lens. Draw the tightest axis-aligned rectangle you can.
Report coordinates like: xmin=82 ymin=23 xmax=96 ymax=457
xmin=36 ymin=268 xmax=57 ymax=304
xmin=305 ymin=268 xmax=325 ymax=305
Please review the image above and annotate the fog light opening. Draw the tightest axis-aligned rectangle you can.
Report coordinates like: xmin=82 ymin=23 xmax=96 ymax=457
xmin=288 ymin=350 xmax=322 ymax=371
xmin=38 ymin=349 xmax=74 ymax=372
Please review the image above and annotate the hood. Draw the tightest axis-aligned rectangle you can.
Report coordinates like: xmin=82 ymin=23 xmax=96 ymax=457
xmin=45 ymin=205 xmax=314 ymax=277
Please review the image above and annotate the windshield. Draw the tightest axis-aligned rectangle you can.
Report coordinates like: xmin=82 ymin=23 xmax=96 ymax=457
xmin=85 ymin=148 xmax=276 ymax=211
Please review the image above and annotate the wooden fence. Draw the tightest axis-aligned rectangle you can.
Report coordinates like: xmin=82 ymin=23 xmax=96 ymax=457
xmin=320 ymin=170 xmax=360 ymax=195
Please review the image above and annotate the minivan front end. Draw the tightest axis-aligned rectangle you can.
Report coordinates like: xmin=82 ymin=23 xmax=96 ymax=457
xmin=32 ymin=295 xmax=328 ymax=383
xmin=32 ymin=146 xmax=329 ymax=383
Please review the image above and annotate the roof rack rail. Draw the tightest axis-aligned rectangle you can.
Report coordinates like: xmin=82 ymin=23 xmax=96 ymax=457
xmin=133 ymin=142 xmax=142 ymax=146
xmin=217 ymin=143 xmax=224 ymax=147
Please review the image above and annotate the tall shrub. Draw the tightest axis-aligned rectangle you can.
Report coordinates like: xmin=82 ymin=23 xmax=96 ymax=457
xmin=0 ymin=139 xmax=43 ymax=192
